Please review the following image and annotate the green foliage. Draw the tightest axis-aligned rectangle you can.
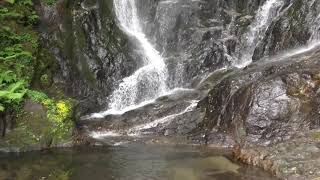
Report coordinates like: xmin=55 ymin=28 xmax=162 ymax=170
xmin=0 ymin=8 xmax=21 ymax=20
xmin=42 ymin=0 xmax=57 ymax=6
xmin=0 ymin=71 xmax=16 ymax=84
xmin=0 ymin=0 xmax=75 ymax=149
xmin=0 ymin=71 xmax=27 ymax=112
xmin=0 ymin=0 xmax=38 ymax=23
xmin=27 ymin=90 xmax=48 ymax=102
xmin=5 ymin=0 xmax=16 ymax=4
xmin=0 ymin=105 xmax=4 ymax=112
xmin=0 ymin=81 xmax=27 ymax=101
xmin=0 ymin=0 xmax=39 ymax=112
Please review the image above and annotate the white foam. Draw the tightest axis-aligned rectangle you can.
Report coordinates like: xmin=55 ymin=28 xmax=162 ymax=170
xmin=128 ymin=100 xmax=199 ymax=136
xmin=281 ymin=41 xmax=320 ymax=58
xmin=82 ymin=88 xmax=195 ymax=119
xmin=89 ymin=131 xmax=122 ymax=139
xmin=108 ymin=0 xmax=169 ymax=111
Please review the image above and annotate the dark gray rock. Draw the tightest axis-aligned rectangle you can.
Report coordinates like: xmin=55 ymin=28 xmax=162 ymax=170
xmin=36 ymin=0 xmax=139 ymax=115
xmin=253 ymin=0 xmax=320 ymax=61
xmin=197 ymin=47 xmax=320 ymax=147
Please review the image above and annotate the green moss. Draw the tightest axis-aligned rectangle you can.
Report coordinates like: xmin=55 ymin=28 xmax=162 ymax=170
xmin=309 ymin=132 xmax=320 ymax=140
xmin=40 ymin=74 xmax=49 ymax=85
xmin=31 ymin=47 xmax=59 ymax=89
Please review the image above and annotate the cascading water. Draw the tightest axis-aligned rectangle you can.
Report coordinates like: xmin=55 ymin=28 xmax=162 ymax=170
xmin=127 ymin=100 xmax=199 ymax=136
xmin=280 ymin=1 xmax=320 ymax=59
xmin=98 ymin=0 xmax=169 ymax=115
xmin=76 ymin=0 xmax=320 ymax=154
xmin=235 ymin=0 xmax=284 ymax=68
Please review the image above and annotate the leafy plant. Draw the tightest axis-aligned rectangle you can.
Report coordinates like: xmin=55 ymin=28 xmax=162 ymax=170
xmin=42 ymin=0 xmax=57 ymax=6
xmin=0 ymin=0 xmax=39 ymax=112
xmin=27 ymin=90 xmax=48 ymax=102
xmin=5 ymin=0 xmax=16 ymax=4
xmin=0 ymin=80 xmax=27 ymax=112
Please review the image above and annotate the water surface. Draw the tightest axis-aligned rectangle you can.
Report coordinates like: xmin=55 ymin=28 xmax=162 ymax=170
xmin=0 ymin=144 xmax=277 ymax=180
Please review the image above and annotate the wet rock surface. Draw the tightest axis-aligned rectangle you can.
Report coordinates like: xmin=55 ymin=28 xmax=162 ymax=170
xmin=197 ymin=48 xmax=320 ymax=146
xmin=253 ymin=0 xmax=320 ymax=60
xmin=36 ymin=0 xmax=139 ymax=115
xmin=234 ymin=131 xmax=320 ymax=180
xmin=34 ymin=0 xmax=320 ymax=113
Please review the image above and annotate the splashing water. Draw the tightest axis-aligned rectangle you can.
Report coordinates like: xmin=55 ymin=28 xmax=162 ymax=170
xmin=85 ymin=88 xmax=193 ymax=119
xmin=127 ymin=100 xmax=199 ymax=136
xmin=107 ymin=0 xmax=168 ymax=112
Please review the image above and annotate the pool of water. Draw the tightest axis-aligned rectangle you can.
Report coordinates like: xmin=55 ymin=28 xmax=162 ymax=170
xmin=0 ymin=144 xmax=277 ymax=180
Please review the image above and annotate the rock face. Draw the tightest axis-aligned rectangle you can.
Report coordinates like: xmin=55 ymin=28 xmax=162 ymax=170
xmin=36 ymin=0 xmax=139 ymax=114
xmin=253 ymin=0 xmax=320 ymax=60
xmin=234 ymin=133 xmax=320 ymax=179
xmin=74 ymin=0 xmax=320 ymax=138
xmin=192 ymin=48 xmax=320 ymax=179
xmin=197 ymin=48 xmax=320 ymax=145
xmin=35 ymin=0 xmax=320 ymax=113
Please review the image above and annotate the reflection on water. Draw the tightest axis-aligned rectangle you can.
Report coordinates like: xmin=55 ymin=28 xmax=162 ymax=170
xmin=0 ymin=144 xmax=276 ymax=180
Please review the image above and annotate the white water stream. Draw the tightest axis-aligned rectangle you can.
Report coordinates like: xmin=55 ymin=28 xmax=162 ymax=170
xmin=235 ymin=0 xmax=284 ymax=68
xmin=108 ymin=0 xmax=168 ymax=112
xmin=85 ymin=0 xmax=320 ymax=121
xmin=274 ymin=1 xmax=320 ymax=61
xmin=88 ymin=99 xmax=199 ymax=139
xmin=85 ymin=0 xmax=169 ymax=119
xmin=127 ymin=100 xmax=199 ymax=136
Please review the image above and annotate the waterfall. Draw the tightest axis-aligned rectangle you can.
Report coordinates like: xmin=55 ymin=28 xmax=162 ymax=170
xmin=103 ymin=0 xmax=168 ymax=113
xmin=235 ymin=0 xmax=284 ymax=68
xmin=280 ymin=1 xmax=320 ymax=58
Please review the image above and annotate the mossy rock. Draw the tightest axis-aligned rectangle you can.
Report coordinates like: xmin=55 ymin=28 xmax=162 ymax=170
xmin=0 ymin=100 xmax=76 ymax=152
xmin=309 ymin=131 xmax=320 ymax=140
